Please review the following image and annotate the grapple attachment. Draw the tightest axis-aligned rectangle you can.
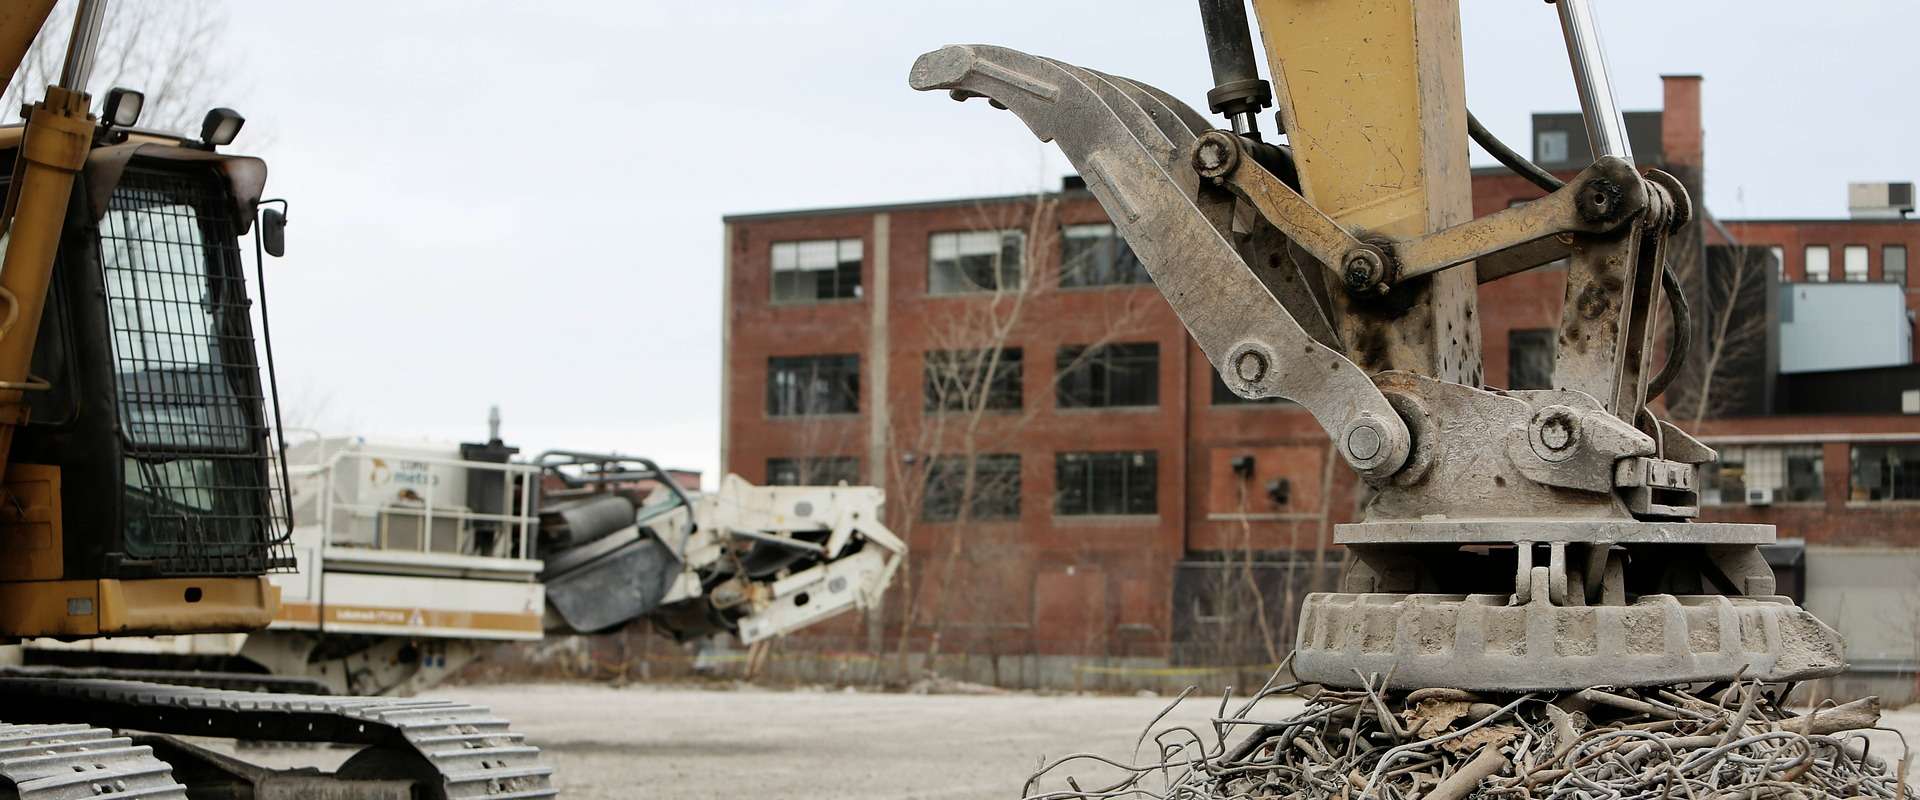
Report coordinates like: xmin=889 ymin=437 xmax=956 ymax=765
xmin=910 ymin=44 xmax=1844 ymax=690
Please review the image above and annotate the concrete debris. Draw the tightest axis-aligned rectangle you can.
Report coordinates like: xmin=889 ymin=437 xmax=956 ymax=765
xmin=1021 ymin=667 xmax=1914 ymax=800
xmin=906 ymin=675 xmax=1010 ymax=696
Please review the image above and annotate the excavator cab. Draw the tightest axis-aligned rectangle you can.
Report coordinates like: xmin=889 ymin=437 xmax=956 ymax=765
xmin=0 ymin=112 xmax=289 ymax=639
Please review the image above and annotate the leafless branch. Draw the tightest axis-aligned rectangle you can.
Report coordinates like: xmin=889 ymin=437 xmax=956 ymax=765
xmin=2 ymin=0 xmax=234 ymax=134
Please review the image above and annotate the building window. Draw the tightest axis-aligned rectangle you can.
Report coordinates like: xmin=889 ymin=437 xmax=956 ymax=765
xmin=1057 ymin=343 xmax=1159 ymax=408
xmin=929 ymin=230 xmax=1024 ymax=294
xmin=1769 ymin=246 xmax=1787 ymax=283
xmin=767 ymin=456 xmax=860 ymax=486
xmin=1210 ymin=371 xmax=1286 ymax=405
xmin=767 ymin=355 xmax=859 ymax=416
xmin=1056 ymin=450 xmax=1157 ymax=516
xmin=1850 ymin=443 xmax=1920 ymax=501
xmin=771 ymin=238 xmax=861 ymax=302
xmin=1703 ymin=445 xmax=1823 ymax=504
xmin=1535 ymin=130 xmax=1569 ymax=164
xmin=1804 ymin=245 xmax=1830 ymax=282
xmin=1886 ymin=245 xmax=1908 ymax=287
xmin=924 ymin=348 xmax=1022 ymax=412
xmin=1507 ymin=329 xmax=1555 ymax=390
xmin=922 ymin=454 xmax=1021 ymax=521
xmin=1060 ymin=223 xmax=1149 ymax=288
xmin=1843 ymin=245 xmax=1870 ymax=282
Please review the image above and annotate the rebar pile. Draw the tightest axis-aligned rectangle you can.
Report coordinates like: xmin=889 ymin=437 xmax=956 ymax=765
xmin=1023 ymin=668 xmax=1913 ymax=800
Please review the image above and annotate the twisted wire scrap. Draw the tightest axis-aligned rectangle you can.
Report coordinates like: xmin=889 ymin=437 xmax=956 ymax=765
xmin=1020 ymin=672 xmax=1915 ymax=800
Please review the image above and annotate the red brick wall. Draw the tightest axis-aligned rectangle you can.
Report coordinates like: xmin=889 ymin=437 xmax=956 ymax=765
xmin=1661 ymin=76 xmax=1704 ymax=170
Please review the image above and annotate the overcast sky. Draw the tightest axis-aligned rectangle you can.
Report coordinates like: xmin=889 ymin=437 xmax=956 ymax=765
xmin=191 ymin=1 xmax=1916 ymax=486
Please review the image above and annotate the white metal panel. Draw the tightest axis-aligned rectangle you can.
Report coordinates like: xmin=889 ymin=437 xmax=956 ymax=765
xmin=1804 ymin=546 xmax=1920 ymax=672
xmin=308 ymin=572 xmax=544 ymax=641
xmin=1779 ymin=283 xmax=1911 ymax=374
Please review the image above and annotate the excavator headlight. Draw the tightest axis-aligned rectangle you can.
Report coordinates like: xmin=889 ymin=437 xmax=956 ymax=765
xmin=200 ymin=107 xmax=244 ymax=146
xmin=102 ymin=87 xmax=143 ymax=127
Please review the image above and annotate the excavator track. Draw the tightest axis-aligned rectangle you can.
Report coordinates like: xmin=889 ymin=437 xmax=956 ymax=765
xmin=0 ymin=722 xmax=188 ymax=800
xmin=0 ymin=677 xmax=556 ymax=799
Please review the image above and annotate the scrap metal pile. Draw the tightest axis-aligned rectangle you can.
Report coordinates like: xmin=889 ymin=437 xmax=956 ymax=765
xmin=1023 ymin=668 xmax=1913 ymax=800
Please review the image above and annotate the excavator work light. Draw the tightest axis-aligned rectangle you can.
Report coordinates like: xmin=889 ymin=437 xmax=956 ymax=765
xmin=200 ymin=107 xmax=244 ymax=146
xmin=102 ymin=87 xmax=142 ymax=127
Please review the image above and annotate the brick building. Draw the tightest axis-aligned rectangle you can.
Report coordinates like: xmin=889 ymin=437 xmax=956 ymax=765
xmin=720 ymin=75 xmax=1920 ymax=696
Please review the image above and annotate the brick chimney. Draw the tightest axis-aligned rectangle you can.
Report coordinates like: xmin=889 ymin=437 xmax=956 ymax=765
xmin=1660 ymin=75 xmax=1704 ymax=171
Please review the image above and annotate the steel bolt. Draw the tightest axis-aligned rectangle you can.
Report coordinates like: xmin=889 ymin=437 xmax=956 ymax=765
xmin=1234 ymin=350 xmax=1268 ymax=383
xmin=1343 ymin=249 xmax=1386 ymax=294
xmin=1346 ymin=422 xmax=1383 ymax=461
xmin=1540 ymin=412 xmax=1577 ymax=451
xmin=1576 ymin=178 xmax=1623 ymax=223
xmin=1192 ymin=131 xmax=1241 ymax=178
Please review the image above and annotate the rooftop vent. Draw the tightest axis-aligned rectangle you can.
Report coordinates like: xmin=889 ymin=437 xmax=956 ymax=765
xmin=1847 ymin=182 xmax=1914 ymax=219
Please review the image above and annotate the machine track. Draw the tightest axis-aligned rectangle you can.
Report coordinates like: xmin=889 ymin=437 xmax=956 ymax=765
xmin=0 ymin=677 xmax=556 ymax=799
xmin=0 ymin=722 xmax=188 ymax=800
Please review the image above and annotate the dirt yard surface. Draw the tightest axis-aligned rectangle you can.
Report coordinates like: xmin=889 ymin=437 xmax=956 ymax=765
xmin=415 ymin=683 xmax=1920 ymax=800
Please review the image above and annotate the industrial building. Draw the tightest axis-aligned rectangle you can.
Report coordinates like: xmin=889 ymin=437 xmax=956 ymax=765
xmin=720 ymin=75 xmax=1920 ymax=697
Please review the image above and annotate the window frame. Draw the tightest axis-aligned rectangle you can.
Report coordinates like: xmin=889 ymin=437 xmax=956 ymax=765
xmin=770 ymin=237 xmax=863 ymax=304
xmin=1849 ymin=443 xmax=1920 ymax=503
xmin=766 ymin=354 xmax=861 ymax=417
xmin=766 ymin=456 xmax=861 ymax=486
xmin=1885 ymin=244 xmax=1908 ymax=287
xmin=921 ymin=453 xmax=1022 ymax=522
xmin=923 ymin=347 xmax=1023 ymax=413
xmin=1056 ymin=342 xmax=1161 ymax=409
xmin=1535 ymin=130 xmax=1570 ymax=164
xmin=1507 ymin=328 xmax=1556 ymax=391
xmin=1054 ymin=450 xmax=1159 ymax=517
xmin=928 ymin=229 xmax=1026 ymax=295
xmin=1702 ymin=444 xmax=1824 ymax=505
xmin=1842 ymin=244 xmax=1870 ymax=283
xmin=1058 ymin=222 xmax=1150 ymax=289
xmin=1804 ymin=245 xmax=1831 ymax=282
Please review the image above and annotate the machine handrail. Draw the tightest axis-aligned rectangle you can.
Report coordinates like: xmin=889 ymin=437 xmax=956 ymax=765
xmin=305 ymin=445 xmax=542 ymax=560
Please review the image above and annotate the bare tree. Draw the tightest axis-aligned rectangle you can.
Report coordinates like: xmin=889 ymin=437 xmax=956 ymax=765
xmin=878 ymin=193 xmax=1153 ymax=679
xmin=1661 ymin=220 xmax=1773 ymax=423
xmin=3 ymin=0 xmax=233 ymax=133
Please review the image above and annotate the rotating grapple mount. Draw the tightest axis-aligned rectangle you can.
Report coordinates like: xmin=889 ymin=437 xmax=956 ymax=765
xmin=908 ymin=1 xmax=1844 ymax=692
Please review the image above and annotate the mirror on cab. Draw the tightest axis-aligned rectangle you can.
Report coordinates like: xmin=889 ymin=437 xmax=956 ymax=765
xmin=261 ymin=208 xmax=287 ymax=257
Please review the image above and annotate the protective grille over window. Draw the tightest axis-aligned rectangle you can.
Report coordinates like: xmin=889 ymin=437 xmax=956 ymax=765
xmin=99 ymin=167 xmax=289 ymax=575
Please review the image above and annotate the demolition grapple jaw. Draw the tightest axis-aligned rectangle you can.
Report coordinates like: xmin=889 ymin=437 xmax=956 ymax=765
xmin=910 ymin=43 xmax=1845 ymax=690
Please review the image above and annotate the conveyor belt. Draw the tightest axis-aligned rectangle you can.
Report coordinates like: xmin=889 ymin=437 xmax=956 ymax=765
xmin=0 ymin=677 xmax=556 ymax=799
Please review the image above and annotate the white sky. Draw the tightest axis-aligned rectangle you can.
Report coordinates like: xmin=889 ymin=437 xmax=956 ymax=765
xmin=203 ymin=1 xmax=1916 ymax=486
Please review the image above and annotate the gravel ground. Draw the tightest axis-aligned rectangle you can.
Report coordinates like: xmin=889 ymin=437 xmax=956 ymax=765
xmin=394 ymin=683 xmax=1920 ymax=800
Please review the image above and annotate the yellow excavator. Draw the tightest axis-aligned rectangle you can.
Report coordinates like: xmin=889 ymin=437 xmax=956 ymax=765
xmin=0 ymin=2 xmax=555 ymax=797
